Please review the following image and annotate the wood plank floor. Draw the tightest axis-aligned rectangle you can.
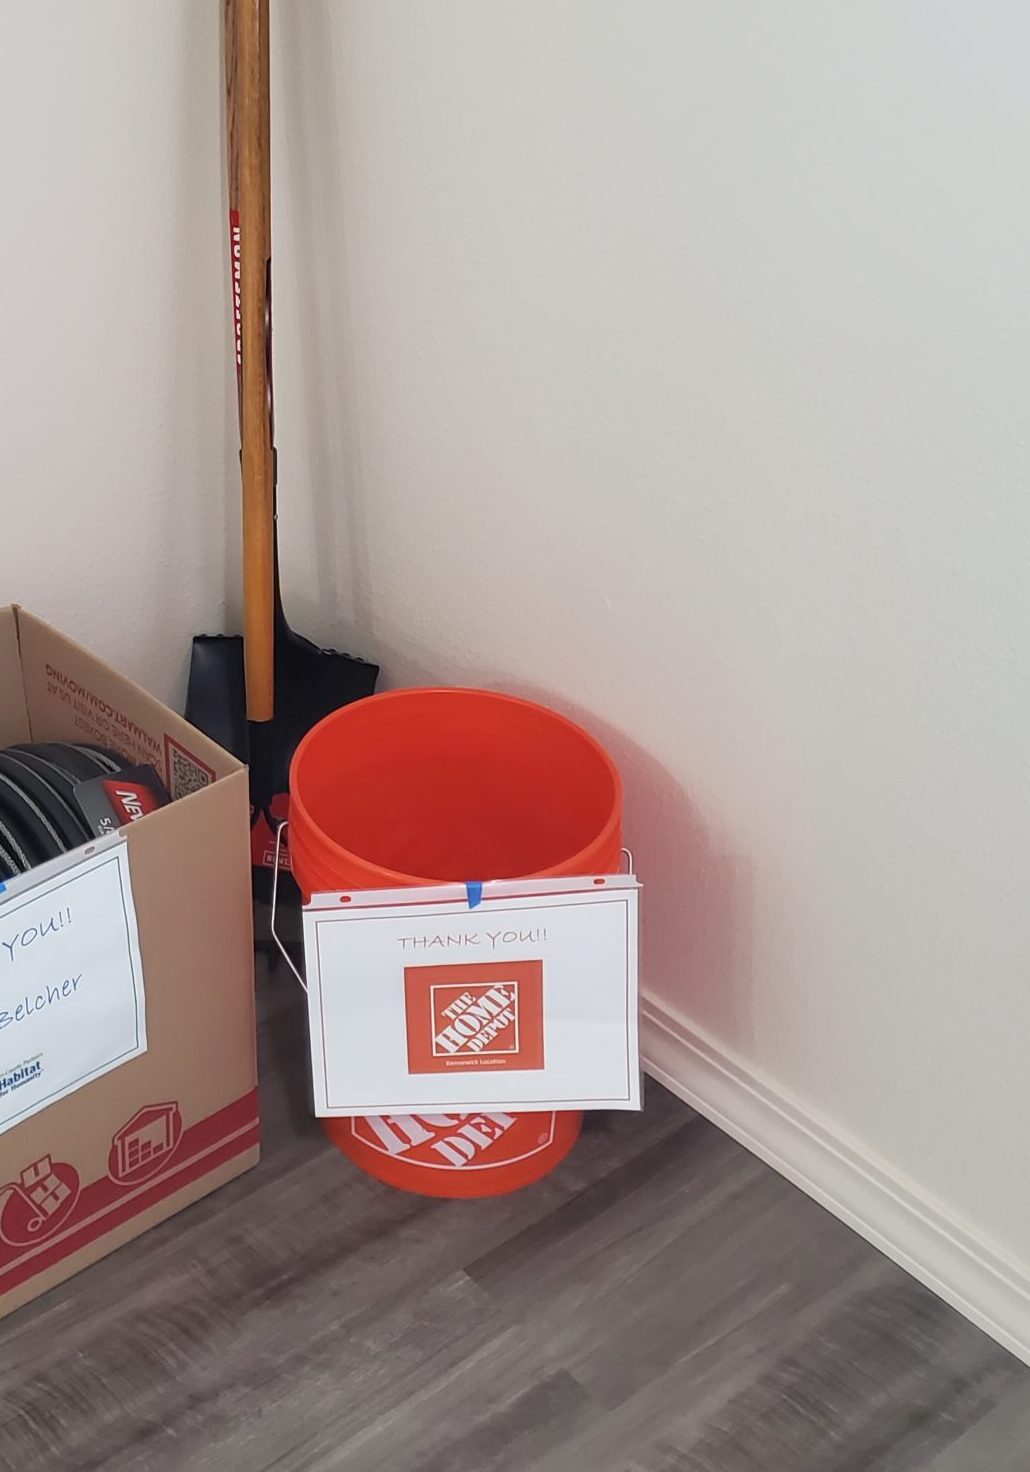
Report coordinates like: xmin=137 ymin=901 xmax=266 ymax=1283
xmin=2 ymin=960 xmax=1028 ymax=1472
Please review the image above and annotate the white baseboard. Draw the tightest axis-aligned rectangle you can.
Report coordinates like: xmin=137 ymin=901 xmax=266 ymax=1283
xmin=641 ymin=996 xmax=1030 ymax=1367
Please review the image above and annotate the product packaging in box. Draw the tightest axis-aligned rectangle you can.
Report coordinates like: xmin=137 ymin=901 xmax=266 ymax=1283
xmin=0 ymin=607 xmax=258 ymax=1319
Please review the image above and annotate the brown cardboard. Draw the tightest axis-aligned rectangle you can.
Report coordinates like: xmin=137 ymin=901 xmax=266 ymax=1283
xmin=0 ymin=609 xmax=29 ymax=749
xmin=14 ymin=607 xmax=238 ymax=789
xmin=0 ymin=608 xmax=259 ymax=1319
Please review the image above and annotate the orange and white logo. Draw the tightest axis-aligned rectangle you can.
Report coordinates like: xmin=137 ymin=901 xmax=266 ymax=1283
xmin=404 ymin=960 xmax=544 ymax=1074
xmin=351 ymin=1111 xmax=557 ymax=1170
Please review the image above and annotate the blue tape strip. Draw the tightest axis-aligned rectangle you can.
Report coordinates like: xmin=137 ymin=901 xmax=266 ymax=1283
xmin=466 ymin=881 xmax=483 ymax=910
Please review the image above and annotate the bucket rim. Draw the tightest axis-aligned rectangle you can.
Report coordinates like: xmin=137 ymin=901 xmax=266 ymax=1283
xmin=289 ymin=686 xmax=623 ymax=889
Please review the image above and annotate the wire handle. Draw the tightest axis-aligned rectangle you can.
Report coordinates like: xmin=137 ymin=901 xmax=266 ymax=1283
xmin=270 ymin=831 xmax=635 ymax=998
xmin=270 ymin=821 xmax=306 ymax=993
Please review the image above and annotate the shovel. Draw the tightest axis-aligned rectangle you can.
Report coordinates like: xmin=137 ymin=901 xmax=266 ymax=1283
xmin=186 ymin=0 xmax=378 ymax=893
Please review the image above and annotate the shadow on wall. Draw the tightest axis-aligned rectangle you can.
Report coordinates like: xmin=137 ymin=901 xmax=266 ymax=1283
xmin=276 ymin=0 xmax=376 ymax=645
xmin=377 ymin=643 xmax=757 ymax=1061
xmin=164 ymin=3 xmax=235 ymax=694
xmin=573 ymin=703 xmax=756 ymax=1062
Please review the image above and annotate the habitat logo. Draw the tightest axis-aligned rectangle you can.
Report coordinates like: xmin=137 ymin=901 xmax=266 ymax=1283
xmin=0 ymin=1056 xmax=42 ymax=1098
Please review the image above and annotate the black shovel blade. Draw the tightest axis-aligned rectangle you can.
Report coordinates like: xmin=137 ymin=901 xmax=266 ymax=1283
xmin=257 ymin=616 xmax=379 ymax=813
xmin=185 ymin=633 xmax=249 ymax=764
xmin=186 ymin=618 xmax=378 ymax=896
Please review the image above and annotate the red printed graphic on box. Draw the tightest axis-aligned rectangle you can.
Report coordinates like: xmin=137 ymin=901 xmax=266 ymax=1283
xmin=0 ymin=1091 xmax=259 ymax=1301
xmin=0 ymin=1155 xmax=80 ymax=1247
xmin=350 ymin=1111 xmax=557 ymax=1171
xmin=108 ymin=1102 xmax=183 ymax=1186
xmin=404 ymin=961 xmax=544 ymax=1075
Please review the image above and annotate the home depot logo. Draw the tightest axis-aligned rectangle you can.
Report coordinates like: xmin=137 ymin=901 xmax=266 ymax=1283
xmin=350 ymin=1111 xmax=561 ymax=1170
xmin=404 ymin=960 xmax=544 ymax=1074
xmin=434 ymin=984 xmax=517 ymax=1056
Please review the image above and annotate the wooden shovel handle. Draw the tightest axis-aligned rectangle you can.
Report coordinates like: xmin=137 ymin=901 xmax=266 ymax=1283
xmin=236 ymin=0 xmax=275 ymax=721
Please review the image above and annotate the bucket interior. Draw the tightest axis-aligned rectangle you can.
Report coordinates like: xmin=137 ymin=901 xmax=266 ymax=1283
xmin=292 ymin=690 xmax=619 ymax=883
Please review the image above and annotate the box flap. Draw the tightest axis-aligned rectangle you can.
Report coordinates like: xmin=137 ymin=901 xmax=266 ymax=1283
xmin=13 ymin=608 xmax=243 ymax=797
xmin=0 ymin=610 xmax=258 ymax=1322
xmin=0 ymin=608 xmax=30 ymax=746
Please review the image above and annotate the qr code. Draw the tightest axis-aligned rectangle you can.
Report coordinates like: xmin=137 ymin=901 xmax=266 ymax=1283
xmin=164 ymin=735 xmax=216 ymax=800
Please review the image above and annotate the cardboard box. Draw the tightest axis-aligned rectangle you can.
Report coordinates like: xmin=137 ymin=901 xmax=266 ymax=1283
xmin=0 ymin=608 xmax=258 ymax=1319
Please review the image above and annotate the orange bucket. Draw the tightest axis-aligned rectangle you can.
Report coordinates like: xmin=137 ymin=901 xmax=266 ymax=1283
xmin=289 ymin=688 xmax=622 ymax=1198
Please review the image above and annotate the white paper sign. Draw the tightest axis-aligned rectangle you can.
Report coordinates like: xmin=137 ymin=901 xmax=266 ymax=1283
xmin=0 ymin=839 xmax=147 ymax=1135
xmin=302 ymin=874 xmax=640 ymax=1116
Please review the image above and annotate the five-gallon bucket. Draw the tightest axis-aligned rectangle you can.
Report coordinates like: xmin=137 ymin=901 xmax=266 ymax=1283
xmin=289 ymin=688 xmax=622 ymax=1199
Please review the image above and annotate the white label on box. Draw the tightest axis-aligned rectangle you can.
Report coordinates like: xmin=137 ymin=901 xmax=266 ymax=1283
xmin=0 ymin=838 xmax=147 ymax=1135
xmin=302 ymin=874 xmax=640 ymax=1116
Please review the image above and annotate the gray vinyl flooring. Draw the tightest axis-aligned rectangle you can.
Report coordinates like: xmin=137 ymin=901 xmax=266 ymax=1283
xmin=2 ymin=956 xmax=1029 ymax=1472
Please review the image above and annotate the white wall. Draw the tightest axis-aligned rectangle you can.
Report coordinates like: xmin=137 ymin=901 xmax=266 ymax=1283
xmin=6 ymin=2 xmax=1030 ymax=1330
xmin=0 ymin=2 xmax=235 ymax=698
xmin=268 ymin=0 xmax=1030 ymax=1289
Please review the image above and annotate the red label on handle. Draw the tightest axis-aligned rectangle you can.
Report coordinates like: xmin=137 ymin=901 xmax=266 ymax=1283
xmin=229 ymin=208 xmax=242 ymax=392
